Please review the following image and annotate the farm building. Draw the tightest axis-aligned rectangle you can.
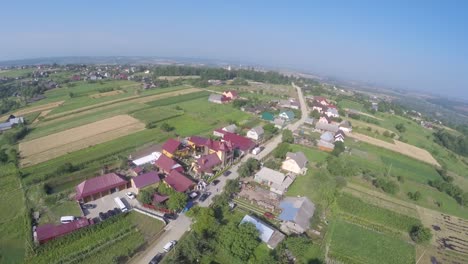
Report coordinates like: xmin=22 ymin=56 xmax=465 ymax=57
xmin=131 ymin=170 xmax=160 ymax=194
xmin=35 ymin=217 xmax=92 ymax=244
xmin=279 ymin=196 xmax=315 ymax=234
xmin=281 ymin=152 xmax=308 ymax=175
xmin=240 ymin=215 xmax=285 ymax=249
xmin=317 ymin=140 xmax=335 ymax=152
xmin=208 ymin=94 xmax=228 ymax=104
xmin=163 ymin=170 xmax=195 ymax=193
xmin=132 ymin=151 xmax=161 ymax=166
xmin=75 ymin=173 xmax=130 ymax=203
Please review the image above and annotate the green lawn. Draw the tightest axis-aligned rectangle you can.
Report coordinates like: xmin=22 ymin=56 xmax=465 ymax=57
xmin=328 ymin=219 xmax=415 ymax=264
xmin=337 ymin=99 xmax=366 ymax=112
xmin=289 ymin=144 xmax=330 ymax=164
xmin=287 ymin=168 xmax=337 ymax=207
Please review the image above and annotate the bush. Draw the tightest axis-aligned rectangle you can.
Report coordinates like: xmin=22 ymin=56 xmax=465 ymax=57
xmin=160 ymin=122 xmax=175 ymax=132
xmin=410 ymin=224 xmax=432 ymax=244
xmin=372 ymin=178 xmax=399 ymax=194
xmin=407 ymin=191 xmax=421 ymax=201
xmin=273 ymin=143 xmax=290 ymax=159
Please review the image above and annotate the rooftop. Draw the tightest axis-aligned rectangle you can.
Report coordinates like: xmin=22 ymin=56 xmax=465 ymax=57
xmin=76 ymin=173 xmax=127 ymax=200
xmin=132 ymin=170 xmax=160 ymax=189
xmin=164 ymin=170 xmax=194 ymax=192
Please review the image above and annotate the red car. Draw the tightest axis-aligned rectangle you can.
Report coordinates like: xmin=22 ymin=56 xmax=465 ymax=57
xmin=263 ymin=212 xmax=275 ymax=219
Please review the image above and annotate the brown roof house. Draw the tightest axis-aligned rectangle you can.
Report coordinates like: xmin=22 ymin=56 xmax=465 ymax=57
xmin=131 ymin=170 xmax=160 ymax=194
xmin=163 ymin=170 xmax=195 ymax=193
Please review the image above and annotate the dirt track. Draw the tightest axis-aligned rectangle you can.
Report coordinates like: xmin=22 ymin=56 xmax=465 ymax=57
xmin=32 ymin=110 xmax=52 ymax=124
xmin=19 ymin=115 xmax=145 ymax=167
xmin=347 ymin=132 xmax=440 ymax=166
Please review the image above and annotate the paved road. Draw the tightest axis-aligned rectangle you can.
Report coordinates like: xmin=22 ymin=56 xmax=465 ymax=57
xmin=131 ymin=83 xmax=308 ymax=264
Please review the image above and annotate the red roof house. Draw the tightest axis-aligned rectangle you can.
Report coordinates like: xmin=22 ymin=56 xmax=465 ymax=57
xmin=195 ymin=153 xmax=222 ymax=174
xmin=132 ymin=171 xmax=160 ymax=192
xmin=153 ymin=193 xmax=169 ymax=204
xmin=216 ymin=131 xmax=256 ymax=152
xmin=162 ymin=138 xmax=182 ymax=158
xmin=223 ymin=90 xmax=239 ymax=100
xmin=164 ymin=170 xmax=195 ymax=193
xmin=187 ymin=136 xmax=208 ymax=147
xmin=155 ymin=154 xmax=183 ymax=174
xmin=75 ymin=173 xmax=128 ymax=202
xmin=35 ymin=218 xmax=91 ymax=244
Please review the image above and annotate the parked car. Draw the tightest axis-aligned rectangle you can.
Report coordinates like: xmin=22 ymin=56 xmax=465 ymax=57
xmin=163 ymin=240 xmax=177 ymax=252
xmin=223 ymin=170 xmax=231 ymax=177
xmin=163 ymin=213 xmax=177 ymax=220
xmin=252 ymin=147 xmax=262 ymax=155
xmin=263 ymin=212 xmax=275 ymax=219
xmin=107 ymin=209 xmax=116 ymax=217
xmin=189 ymin=191 xmax=199 ymax=199
xmin=82 ymin=204 xmax=96 ymax=209
xmin=126 ymin=192 xmax=136 ymax=199
xmin=212 ymin=180 xmax=220 ymax=186
xmin=60 ymin=216 xmax=77 ymax=224
xmin=99 ymin=212 xmax=108 ymax=220
xmin=149 ymin=253 xmax=164 ymax=264
xmin=199 ymin=192 xmax=211 ymax=202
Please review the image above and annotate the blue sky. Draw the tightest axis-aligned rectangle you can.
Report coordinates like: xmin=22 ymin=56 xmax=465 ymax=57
xmin=1 ymin=1 xmax=467 ymax=99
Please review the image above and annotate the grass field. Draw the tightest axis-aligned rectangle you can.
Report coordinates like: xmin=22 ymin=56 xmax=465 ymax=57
xmin=20 ymin=115 xmax=145 ymax=166
xmin=337 ymin=99 xmax=366 ymax=112
xmin=0 ymin=164 xmax=30 ymax=264
xmin=328 ymin=219 xmax=415 ymax=264
xmin=0 ymin=68 xmax=34 ymax=78
xmin=289 ymin=144 xmax=330 ymax=164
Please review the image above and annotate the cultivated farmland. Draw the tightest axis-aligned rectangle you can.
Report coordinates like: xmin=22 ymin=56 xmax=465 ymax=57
xmin=19 ymin=115 xmax=145 ymax=166
xmin=0 ymin=101 xmax=64 ymax=120
xmin=347 ymin=132 xmax=440 ymax=166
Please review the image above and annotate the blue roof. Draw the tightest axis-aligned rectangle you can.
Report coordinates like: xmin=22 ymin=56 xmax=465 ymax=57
xmin=278 ymin=200 xmax=299 ymax=221
xmin=240 ymin=215 xmax=274 ymax=243
xmin=281 ymin=111 xmax=295 ymax=119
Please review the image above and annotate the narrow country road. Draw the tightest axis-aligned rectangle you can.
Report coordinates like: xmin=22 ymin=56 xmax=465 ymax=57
xmin=131 ymin=82 xmax=308 ymax=264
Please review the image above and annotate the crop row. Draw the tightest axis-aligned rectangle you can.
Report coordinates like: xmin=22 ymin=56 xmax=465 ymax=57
xmin=336 ymin=193 xmax=421 ymax=232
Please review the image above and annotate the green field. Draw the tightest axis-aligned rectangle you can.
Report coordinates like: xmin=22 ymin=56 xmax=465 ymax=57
xmin=337 ymin=193 xmax=421 ymax=233
xmin=328 ymin=219 xmax=415 ymax=264
xmin=0 ymin=68 xmax=34 ymax=78
xmin=0 ymin=164 xmax=30 ymax=264
xmin=337 ymin=99 xmax=366 ymax=112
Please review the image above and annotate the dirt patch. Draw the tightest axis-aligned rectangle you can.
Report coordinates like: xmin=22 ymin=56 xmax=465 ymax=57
xmin=89 ymin=90 xmax=124 ymax=98
xmin=19 ymin=115 xmax=145 ymax=167
xmin=347 ymin=132 xmax=440 ymax=166
xmin=0 ymin=101 xmax=64 ymax=120
xmin=32 ymin=110 xmax=52 ymax=124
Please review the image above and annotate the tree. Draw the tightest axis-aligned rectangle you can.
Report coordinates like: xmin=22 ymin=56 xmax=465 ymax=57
xmin=138 ymin=189 xmax=153 ymax=204
xmin=273 ymin=143 xmax=291 ymax=159
xmin=220 ymin=222 xmax=260 ymax=261
xmin=0 ymin=149 xmax=8 ymax=163
xmin=407 ymin=191 xmax=421 ymax=201
xmin=224 ymin=179 xmax=240 ymax=195
xmin=309 ymin=109 xmax=321 ymax=119
xmin=331 ymin=141 xmax=345 ymax=156
xmin=326 ymin=156 xmax=357 ymax=177
xmin=69 ymin=92 xmax=75 ymax=98
xmin=410 ymin=224 xmax=432 ymax=244
xmin=190 ymin=207 xmax=218 ymax=236
xmin=239 ymin=158 xmax=261 ymax=177
xmin=160 ymin=122 xmax=175 ymax=132
xmin=167 ymin=192 xmax=188 ymax=211
xmin=282 ymin=129 xmax=294 ymax=143
xmin=264 ymin=159 xmax=281 ymax=170
xmin=395 ymin=123 xmax=406 ymax=133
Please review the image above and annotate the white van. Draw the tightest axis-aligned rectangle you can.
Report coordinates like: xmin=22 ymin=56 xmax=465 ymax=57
xmin=60 ymin=216 xmax=76 ymax=224
xmin=114 ymin=197 xmax=128 ymax=212
xmin=163 ymin=240 xmax=177 ymax=252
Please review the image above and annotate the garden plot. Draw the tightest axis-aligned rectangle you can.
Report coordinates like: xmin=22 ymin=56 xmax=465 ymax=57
xmin=19 ymin=115 xmax=145 ymax=167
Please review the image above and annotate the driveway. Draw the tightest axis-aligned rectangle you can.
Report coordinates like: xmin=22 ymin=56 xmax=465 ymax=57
xmin=82 ymin=187 xmax=140 ymax=219
xmin=130 ymin=83 xmax=308 ymax=264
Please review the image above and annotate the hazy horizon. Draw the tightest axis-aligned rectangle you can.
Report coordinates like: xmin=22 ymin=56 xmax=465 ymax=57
xmin=1 ymin=1 xmax=467 ymax=99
